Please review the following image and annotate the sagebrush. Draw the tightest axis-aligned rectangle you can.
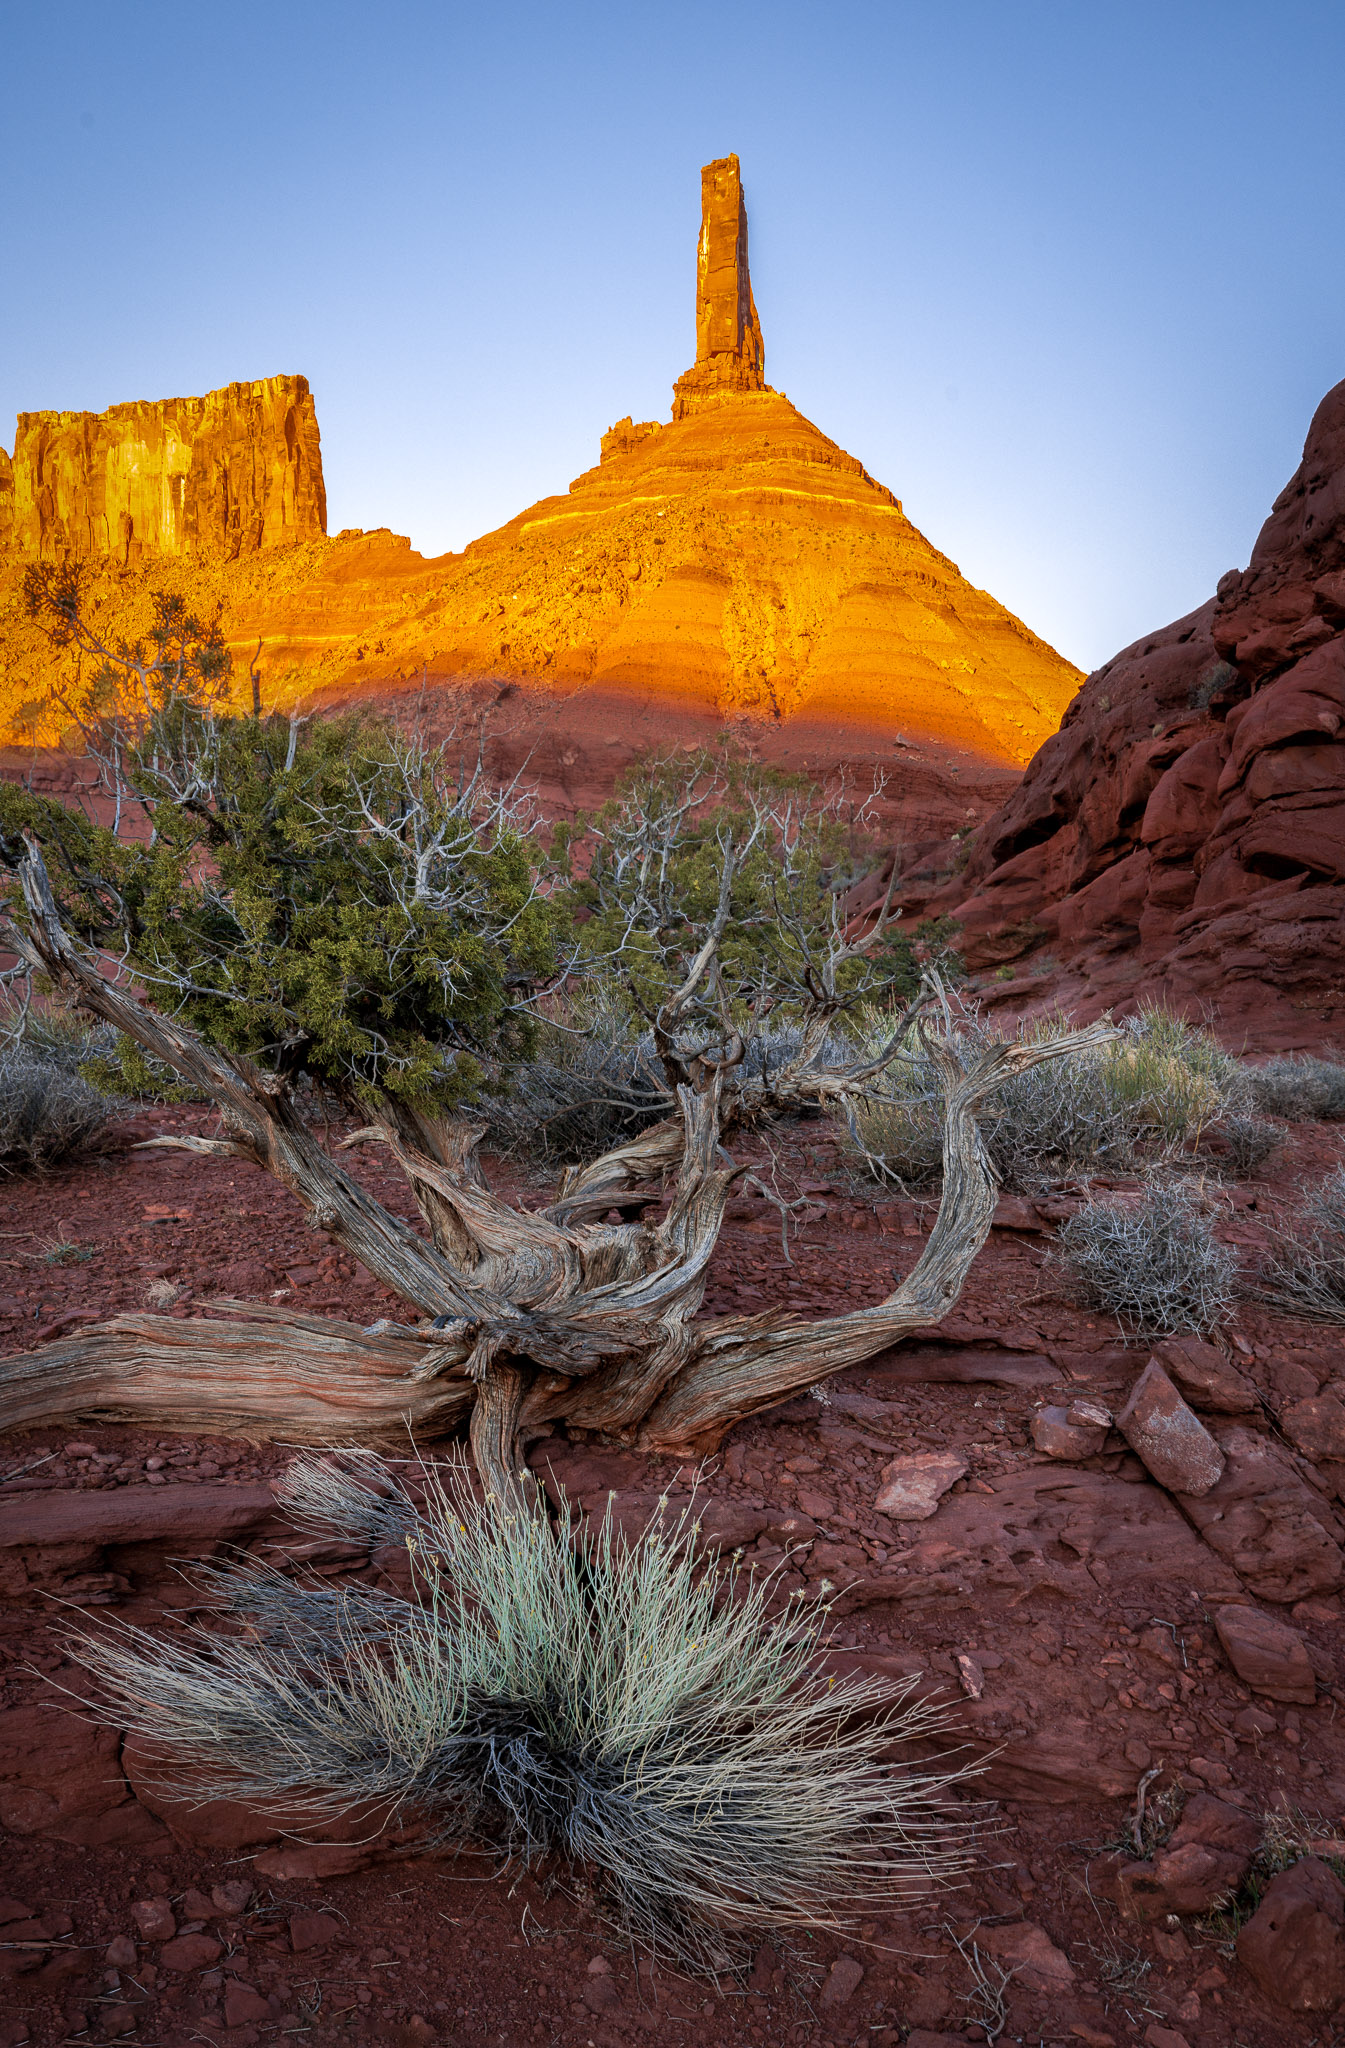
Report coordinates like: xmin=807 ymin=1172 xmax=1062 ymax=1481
xmin=70 ymin=1454 xmax=973 ymax=1972
xmin=1247 ymin=1053 xmax=1345 ymax=1123
xmin=1053 ymin=1180 xmax=1237 ymax=1335
xmin=0 ymin=1046 xmax=113 ymax=1169
xmin=844 ymin=1002 xmax=1238 ymax=1193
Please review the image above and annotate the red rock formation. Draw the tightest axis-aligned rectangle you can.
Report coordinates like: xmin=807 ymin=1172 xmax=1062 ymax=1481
xmin=672 ymin=152 xmax=768 ymax=416
xmin=0 ymin=161 xmax=1079 ymax=767
xmin=939 ymin=376 xmax=1345 ymax=1046
xmin=0 ymin=374 xmax=325 ymax=561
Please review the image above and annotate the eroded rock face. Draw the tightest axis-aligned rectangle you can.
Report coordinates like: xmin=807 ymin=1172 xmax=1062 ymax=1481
xmin=939 ymin=377 xmax=1345 ymax=1045
xmin=0 ymin=375 xmax=326 ymax=561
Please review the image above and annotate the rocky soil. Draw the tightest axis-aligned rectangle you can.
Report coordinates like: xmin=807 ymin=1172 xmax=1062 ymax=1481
xmin=2 ymin=1106 xmax=1345 ymax=2048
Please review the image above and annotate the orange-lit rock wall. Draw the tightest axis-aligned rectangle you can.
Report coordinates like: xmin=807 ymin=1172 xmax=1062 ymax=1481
xmin=0 ymin=375 xmax=325 ymax=562
xmin=673 ymin=153 xmax=767 ymax=416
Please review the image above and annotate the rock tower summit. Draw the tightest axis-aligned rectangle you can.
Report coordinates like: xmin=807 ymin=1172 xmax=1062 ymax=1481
xmin=672 ymin=154 xmax=769 ymax=417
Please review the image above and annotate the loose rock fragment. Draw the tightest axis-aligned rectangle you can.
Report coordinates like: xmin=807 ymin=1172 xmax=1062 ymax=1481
xmin=1149 ymin=1336 xmax=1258 ymax=1414
xmin=819 ymin=1956 xmax=865 ymax=2007
xmin=1116 ymin=1362 xmax=1225 ymax=1496
xmin=874 ymin=1451 xmax=967 ymax=1520
xmin=1213 ymin=1604 xmax=1317 ymax=1704
xmin=1032 ymin=1402 xmax=1108 ymax=1459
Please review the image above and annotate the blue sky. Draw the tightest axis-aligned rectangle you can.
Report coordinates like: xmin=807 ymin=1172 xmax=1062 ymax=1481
xmin=3 ymin=1 xmax=1342 ymax=672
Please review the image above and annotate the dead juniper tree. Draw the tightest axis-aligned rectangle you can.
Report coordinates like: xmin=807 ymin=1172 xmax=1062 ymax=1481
xmin=0 ymin=696 xmax=1111 ymax=1500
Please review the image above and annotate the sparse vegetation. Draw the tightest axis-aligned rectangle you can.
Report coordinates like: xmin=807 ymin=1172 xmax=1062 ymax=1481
xmin=1253 ymin=1164 xmax=1345 ymax=1323
xmin=844 ymin=1001 xmax=1241 ymax=1194
xmin=0 ymin=1046 xmax=114 ymax=1170
xmin=1213 ymin=1110 xmax=1282 ymax=1178
xmin=69 ymin=1453 xmax=972 ymax=1974
xmin=1053 ymin=1180 xmax=1238 ymax=1335
xmin=1246 ymin=1052 xmax=1345 ymax=1123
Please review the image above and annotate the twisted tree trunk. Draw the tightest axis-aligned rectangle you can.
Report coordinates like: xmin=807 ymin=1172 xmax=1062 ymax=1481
xmin=1 ymin=838 xmax=1115 ymax=1497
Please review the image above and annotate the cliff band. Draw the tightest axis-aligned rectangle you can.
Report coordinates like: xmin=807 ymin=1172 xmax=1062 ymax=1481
xmin=0 ymin=375 xmax=325 ymax=562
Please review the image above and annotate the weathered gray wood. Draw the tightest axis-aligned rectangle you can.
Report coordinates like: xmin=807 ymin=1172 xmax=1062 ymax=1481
xmin=1 ymin=836 xmax=1117 ymax=1477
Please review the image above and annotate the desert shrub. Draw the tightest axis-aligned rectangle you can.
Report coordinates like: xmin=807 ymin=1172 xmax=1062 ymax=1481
xmin=844 ymin=1002 xmax=1240 ymax=1193
xmin=477 ymin=987 xmax=670 ymax=1165
xmin=1213 ymin=1112 xmax=1282 ymax=1178
xmin=15 ymin=1005 xmax=195 ymax=1105
xmin=1053 ymin=1180 xmax=1238 ymax=1335
xmin=1247 ymin=1053 xmax=1345 ymax=1122
xmin=0 ymin=1048 xmax=114 ymax=1168
xmin=1 ymin=705 xmax=564 ymax=1115
xmin=69 ymin=1454 xmax=970 ymax=1973
xmin=1253 ymin=1165 xmax=1345 ymax=1323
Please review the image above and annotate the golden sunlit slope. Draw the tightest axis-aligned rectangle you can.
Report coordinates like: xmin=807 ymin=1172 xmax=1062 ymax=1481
xmin=0 ymin=159 xmax=1080 ymax=764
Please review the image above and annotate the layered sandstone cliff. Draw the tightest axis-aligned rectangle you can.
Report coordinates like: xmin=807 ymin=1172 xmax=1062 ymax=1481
xmin=938 ymin=376 xmax=1345 ymax=1046
xmin=0 ymin=375 xmax=325 ymax=561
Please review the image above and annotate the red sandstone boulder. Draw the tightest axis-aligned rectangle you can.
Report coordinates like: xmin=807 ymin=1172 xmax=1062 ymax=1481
xmin=1236 ymin=1857 xmax=1345 ymax=2012
xmin=1149 ymin=1337 xmax=1258 ymax=1415
xmin=1117 ymin=1363 xmax=1225 ymax=1496
xmin=937 ymin=375 xmax=1345 ymax=1045
xmin=1105 ymin=1794 xmax=1260 ymax=1920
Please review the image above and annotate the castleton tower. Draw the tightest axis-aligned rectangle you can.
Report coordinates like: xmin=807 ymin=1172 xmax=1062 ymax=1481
xmin=673 ymin=154 xmax=768 ymax=415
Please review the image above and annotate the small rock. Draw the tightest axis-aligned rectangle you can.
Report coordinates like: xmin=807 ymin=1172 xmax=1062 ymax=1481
xmin=1032 ymin=1405 xmax=1106 ymax=1459
xmin=1188 ymin=1755 xmax=1234 ymax=1788
xmin=1150 ymin=1337 xmax=1258 ymax=1413
xmin=1214 ymin=1605 xmax=1317 ymax=1704
xmin=160 ymin=1931 xmax=222 ymax=1971
xmin=130 ymin=1897 xmax=175 ymax=1942
xmin=1116 ymin=1362 xmax=1225 ymax=1495
xmin=586 ymin=1956 xmax=611 ymax=1975
xmin=224 ymin=1979 xmax=272 ymax=2027
xmin=582 ymin=1973 xmax=620 ymax=2013
xmin=1282 ymin=1394 xmax=1345 ymax=1461
xmin=1237 ymin=1857 xmax=1345 ymax=2011
xmin=973 ymin=1920 xmax=1074 ymax=1991
xmin=99 ymin=2007 xmax=137 ymax=2039
xmin=210 ymin=1880 xmax=254 ymax=1914
xmin=288 ymin=1910 xmax=343 ymax=1952
xmin=875 ymin=1451 xmax=967 ymax=1520
xmin=104 ymin=1934 xmax=137 ymax=1968
xmin=1143 ymin=2028 xmax=1191 ymax=2048
xmin=1233 ymin=1704 xmax=1278 ymax=1737
xmin=179 ymin=1887 xmax=216 ymax=1922
xmin=955 ymin=1653 xmax=984 ymax=1699
xmin=0 ymin=1896 xmax=32 ymax=1924
xmin=819 ymin=1956 xmax=865 ymax=2007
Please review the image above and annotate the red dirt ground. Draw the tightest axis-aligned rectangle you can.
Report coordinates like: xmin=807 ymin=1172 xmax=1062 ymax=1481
xmin=2 ymin=1103 xmax=1344 ymax=2048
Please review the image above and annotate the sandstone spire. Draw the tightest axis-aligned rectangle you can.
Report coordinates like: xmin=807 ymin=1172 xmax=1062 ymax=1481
xmin=672 ymin=154 xmax=768 ymax=418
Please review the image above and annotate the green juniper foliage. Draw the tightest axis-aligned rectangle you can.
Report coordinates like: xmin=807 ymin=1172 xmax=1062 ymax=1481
xmin=0 ymin=705 xmax=564 ymax=1113
xmin=556 ymin=745 xmax=933 ymax=1032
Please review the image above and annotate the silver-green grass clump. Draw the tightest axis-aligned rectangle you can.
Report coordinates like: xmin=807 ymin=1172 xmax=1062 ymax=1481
xmin=68 ymin=1453 xmax=973 ymax=1973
